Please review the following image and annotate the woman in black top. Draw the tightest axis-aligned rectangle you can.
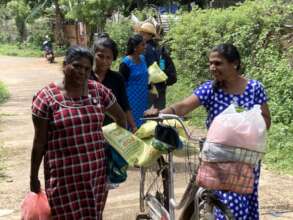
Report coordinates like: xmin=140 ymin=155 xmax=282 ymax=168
xmin=90 ymin=33 xmax=137 ymax=132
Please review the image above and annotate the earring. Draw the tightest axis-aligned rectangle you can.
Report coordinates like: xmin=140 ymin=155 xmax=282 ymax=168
xmin=233 ymin=65 xmax=237 ymax=69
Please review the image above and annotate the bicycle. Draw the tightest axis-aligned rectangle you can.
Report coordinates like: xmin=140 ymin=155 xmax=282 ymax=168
xmin=136 ymin=113 xmax=235 ymax=220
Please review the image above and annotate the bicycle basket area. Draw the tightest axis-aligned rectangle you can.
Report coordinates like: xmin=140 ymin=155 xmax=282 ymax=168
xmin=196 ymin=140 xmax=264 ymax=194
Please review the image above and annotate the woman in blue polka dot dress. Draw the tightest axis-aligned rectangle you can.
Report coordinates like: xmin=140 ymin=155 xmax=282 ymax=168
xmin=145 ymin=43 xmax=271 ymax=219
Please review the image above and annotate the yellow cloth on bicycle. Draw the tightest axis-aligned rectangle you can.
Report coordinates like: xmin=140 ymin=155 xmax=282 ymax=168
xmin=102 ymin=123 xmax=161 ymax=167
xmin=135 ymin=121 xmax=157 ymax=139
xmin=135 ymin=119 xmax=188 ymax=139
xmin=148 ymin=62 xmax=168 ymax=84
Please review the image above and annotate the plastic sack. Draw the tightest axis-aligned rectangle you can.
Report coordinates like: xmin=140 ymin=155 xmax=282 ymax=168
xmin=102 ymin=123 xmax=160 ymax=167
xmin=207 ymin=104 xmax=267 ymax=152
xmin=196 ymin=161 xmax=254 ymax=194
xmin=21 ymin=191 xmax=51 ymax=220
xmin=137 ymin=138 xmax=161 ymax=167
xmin=200 ymin=141 xmax=262 ymax=165
xmin=148 ymin=62 xmax=168 ymax=84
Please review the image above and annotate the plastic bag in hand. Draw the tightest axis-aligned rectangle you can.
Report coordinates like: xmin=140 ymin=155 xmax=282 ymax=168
xmin=21 ymin=191 xmax=51 ymax=220
xmin=207 ymin=104 xmax=267 ymax=152
xmin=148 ymin=62 xmax=168 ymax=84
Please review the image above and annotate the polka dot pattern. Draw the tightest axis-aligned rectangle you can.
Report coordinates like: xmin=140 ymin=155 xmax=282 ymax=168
xmin=193 ymin=79 xmax=268 ymax=219
xmin=214 ymin=165 xmax=261 ymax=220
xmin=194 ymin=80 xmax=268 ymax=128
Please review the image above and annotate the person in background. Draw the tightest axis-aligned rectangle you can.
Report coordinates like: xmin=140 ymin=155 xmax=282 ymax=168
xmin=119 ymin=34 xmax=149 ymax=128
xmin=139 ymin=22 xmax=177 ymax=110
xmin=30 ymin=46 xmax=126 ymax=219
xmin=145 ymin=43 xmax=271 ymax=220
xmin=42 ymin=35 xmax=54 ymax=62
xmin=90 ymin=33 xmax=136 ymax=132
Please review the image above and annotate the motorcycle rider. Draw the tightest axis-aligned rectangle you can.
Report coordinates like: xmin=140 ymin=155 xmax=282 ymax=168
xmin=42 ymin=35 xmax=54 ymax=63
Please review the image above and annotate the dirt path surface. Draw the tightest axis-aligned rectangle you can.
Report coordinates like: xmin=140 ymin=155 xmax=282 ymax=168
xmin=0 ymin=56 xmax=293 ymax=220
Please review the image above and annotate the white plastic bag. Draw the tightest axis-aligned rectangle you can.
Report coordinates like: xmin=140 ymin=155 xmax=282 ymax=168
xmin=206 ymin=104 xmax=267 ymax=152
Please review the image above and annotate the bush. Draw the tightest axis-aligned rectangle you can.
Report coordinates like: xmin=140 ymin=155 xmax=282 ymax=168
xmin=167 ymin=0 xmax=293 ymax=125
xmin=27 ymin=17 xmax=53 ymax=47
xmin=166 ymin=0 xmax=293 ymax=172
xmin=0 ymin=81 xmax=9 ymax=104
xmin=105 ymin=18 xmax=133 ymax=56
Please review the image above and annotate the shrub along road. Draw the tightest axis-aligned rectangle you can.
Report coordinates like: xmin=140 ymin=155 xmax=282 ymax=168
xmin=0 ymin=56 xmax=292 ymax=219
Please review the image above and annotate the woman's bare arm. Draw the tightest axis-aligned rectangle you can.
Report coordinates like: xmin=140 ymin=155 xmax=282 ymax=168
xmin=30 ymin=115 xmax=48 ymax=193
xmin=106 ymin=102 xmax=127 ymax=128
xmin=261 ymin=103 xmax=271 ymax=129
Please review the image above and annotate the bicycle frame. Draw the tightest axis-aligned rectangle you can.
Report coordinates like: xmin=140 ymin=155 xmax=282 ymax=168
xmin=138 ymin=114 xmax=200 ymax=220
xmin=138 ymin=113 xmax=234 ymax=220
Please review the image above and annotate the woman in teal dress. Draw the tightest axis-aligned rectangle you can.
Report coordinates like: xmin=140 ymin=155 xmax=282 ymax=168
xmin=119 ymin=34 xmax=149 ymax=128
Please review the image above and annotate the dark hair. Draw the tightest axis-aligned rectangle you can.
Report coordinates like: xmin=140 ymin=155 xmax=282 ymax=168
xmin=211 ymin=43 xmax=241 ymax=70
xmin=92 ymin=33 xmax=118 ymax=60
xmin=64 ymin=46 xmax=93 ymax=66
xmin=126 ymin=34 xmax=144 ymax=55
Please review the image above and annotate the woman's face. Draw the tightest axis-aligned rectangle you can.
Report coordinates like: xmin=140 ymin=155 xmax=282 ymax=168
xmin=95 ymin=47 xmax=114 ymax=73
xmin=135 ymin=41 xmax=145 ymax=54
xmin=208 ymin=51 xmax=236 ymax=82
xmin=63 ymin=57 xmax=92 ymax=86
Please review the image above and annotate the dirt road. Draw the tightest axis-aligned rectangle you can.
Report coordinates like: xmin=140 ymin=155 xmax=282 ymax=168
xmin=0 ymin=56 xmax=293 ymax=219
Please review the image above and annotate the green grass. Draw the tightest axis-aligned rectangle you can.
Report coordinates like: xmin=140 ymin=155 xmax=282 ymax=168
xmin=264 ymin=123 xmax=293 ymax=175
xmin=0 ymin=43 xmax=66 ymax=57
xmin=0 ymin=81 xmax=9 ymax=104
xmin=0 ymin=43 xmax=43 ymax=57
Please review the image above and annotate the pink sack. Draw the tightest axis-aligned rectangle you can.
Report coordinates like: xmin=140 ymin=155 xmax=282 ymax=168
xmin=196 ymin=161 xmax=254 ymax=194
xmin=207 ymin=104 xmax=267 ymax=152
xmin=21 ymin=191 xmax=51 ymax=220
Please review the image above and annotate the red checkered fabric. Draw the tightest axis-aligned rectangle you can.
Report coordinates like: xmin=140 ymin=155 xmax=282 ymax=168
xmin=32 ymin=80 xmax=116 ymax=220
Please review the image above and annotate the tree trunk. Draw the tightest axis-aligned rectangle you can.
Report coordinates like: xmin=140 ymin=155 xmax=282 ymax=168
xmin=136 ymin=0 xmax=143 ymax=10
xmin=53 ymin=0 xmax=65 ymax=47
xmin=15 ymin=16 xmax=27 ymax=42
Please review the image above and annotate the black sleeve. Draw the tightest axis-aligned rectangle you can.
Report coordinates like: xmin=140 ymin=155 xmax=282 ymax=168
xmin=161 ymin=48 xmax=177 ymax=86
xmin=145 ymin=43 xmax=160 ymax=67
xmin=115 ymin=73 xmax=131 ymax=111
xmin=119 ymin=62 xmax=131 ymax=81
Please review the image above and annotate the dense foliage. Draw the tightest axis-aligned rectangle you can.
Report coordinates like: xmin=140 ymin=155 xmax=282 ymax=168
xmin=167 ymin=0 xmax=293 ymax=125
xmin=166 ymin=0 xmax=293 ymax=173
xmin=105 ymin=18 xmax=133 ymax=57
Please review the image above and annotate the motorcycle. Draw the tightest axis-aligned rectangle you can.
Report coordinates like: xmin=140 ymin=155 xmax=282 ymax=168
xmin=44 ymin=46 xmax=55 ymax=63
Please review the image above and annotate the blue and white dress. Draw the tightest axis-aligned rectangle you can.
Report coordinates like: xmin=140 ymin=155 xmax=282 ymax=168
xmin=194 ymin=79 xmax=268 ymax=220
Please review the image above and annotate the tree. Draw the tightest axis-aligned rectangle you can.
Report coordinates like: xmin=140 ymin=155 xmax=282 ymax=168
xmin=7 ymin=0 xmax=31 ymax=42
xmin=64 ymin=0 xmax=129 ymax=40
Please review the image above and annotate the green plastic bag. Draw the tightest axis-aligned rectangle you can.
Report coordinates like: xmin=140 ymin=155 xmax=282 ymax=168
xmin=102 ymin=123 xmax=161 ymax=167
xmin=148 ymin=62 xmax=168 ymax=84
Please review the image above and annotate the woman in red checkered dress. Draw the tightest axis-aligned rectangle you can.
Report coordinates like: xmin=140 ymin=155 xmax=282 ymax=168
xmin=30 ymin=46 xmax=126 ymax=219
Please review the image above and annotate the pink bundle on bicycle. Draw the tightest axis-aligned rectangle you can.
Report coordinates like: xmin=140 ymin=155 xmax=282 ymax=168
xmin=196 ymin=104 xmax=266 ymax=194
xmin=196 ymin=161 xmax=254 ymax=194
xmin=21 ymin=191 xmax=51 ymax=220
xmin=206 ymin=104 xmax=267 ymax=152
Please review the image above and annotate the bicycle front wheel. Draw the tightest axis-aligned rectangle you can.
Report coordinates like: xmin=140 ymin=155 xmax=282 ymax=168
xmin=140 ymin=156 xmax=170 ymax=212
xmin=180 ymin=194 xmax=234 ymax=220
